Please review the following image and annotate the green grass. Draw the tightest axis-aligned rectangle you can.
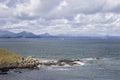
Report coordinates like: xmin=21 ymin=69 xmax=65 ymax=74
xmin=0 ymin=48 xmax=22 ymax=65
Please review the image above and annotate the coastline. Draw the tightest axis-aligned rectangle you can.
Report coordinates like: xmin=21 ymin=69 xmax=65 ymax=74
xmin=0 ymin=48 xmax=102 ymax=74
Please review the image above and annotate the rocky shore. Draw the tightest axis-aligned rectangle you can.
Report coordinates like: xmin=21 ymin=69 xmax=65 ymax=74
xmin=0 ymin=49 xmax=83 ymax=69
xmin=0 ymin=56 xmax=85 ymax=73
xmin=0 ymin=56 xmax=84 ymax=69
xmin=0 ymin=49 xmax=101 ymax=74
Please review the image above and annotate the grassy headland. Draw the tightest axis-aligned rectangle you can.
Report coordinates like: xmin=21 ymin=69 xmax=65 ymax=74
xmin=0 ymin=48 xmax=22 ymax=65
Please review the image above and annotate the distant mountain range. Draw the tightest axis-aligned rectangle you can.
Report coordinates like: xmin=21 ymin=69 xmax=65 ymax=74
xmin=0 ymin=30 xmax=57 ymax=38
xmin=0 ymin=30 xmax=120 ymax=39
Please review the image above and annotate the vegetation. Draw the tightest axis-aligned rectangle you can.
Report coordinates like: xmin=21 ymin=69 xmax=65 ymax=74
xmin=0 ymin=48 xmax=22 ymax=65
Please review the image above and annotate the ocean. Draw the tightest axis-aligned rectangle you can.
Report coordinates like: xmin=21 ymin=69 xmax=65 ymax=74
xmin=0 ymin=38 xmax=120 ymax=80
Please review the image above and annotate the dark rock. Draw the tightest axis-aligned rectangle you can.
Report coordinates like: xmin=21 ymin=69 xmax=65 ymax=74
xmin=0 ymin=68 xmax=9 ymax=74
xmin=13 ymin=69 xmax=22 ymax=73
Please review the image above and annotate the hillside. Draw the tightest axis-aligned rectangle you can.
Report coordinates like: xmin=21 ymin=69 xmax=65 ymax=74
xmin=0 ymin=48 xmax=22 ymax=65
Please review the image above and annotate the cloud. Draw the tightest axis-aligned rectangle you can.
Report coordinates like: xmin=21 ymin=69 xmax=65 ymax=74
xmin=0 ymin=0 xmax=120 ymax=36
xmin=57 ymin=0 xmax=68 ymax=10
xmin=102 ymin=0 xmax=120 ymax=13
xmin=13 ymin=0 xmax=40 ymax=19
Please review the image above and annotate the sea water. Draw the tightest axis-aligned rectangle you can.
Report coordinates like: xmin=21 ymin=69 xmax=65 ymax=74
xmin=0 ymin=38 xmax=120 ymax=80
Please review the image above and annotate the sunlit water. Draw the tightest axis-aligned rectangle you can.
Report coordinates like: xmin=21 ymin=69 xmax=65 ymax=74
xmin=0 ymin=38 xmax=120 ymax=80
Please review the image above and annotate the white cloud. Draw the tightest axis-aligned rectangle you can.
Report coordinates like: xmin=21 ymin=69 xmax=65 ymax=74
xmin=0 ymin=2 xmax=12 ymax=18
xmin=0 ymin=3 xmax=8 ymax=9
xmin=73 ymin=13 xmax=119 ymax=24
xmin=0 ymin=0 xmax=120 ymax=36
xmin=14 ymin=0 xmax=41 ymax=17
xmin=103 ymin=0 xmax=120 ymax=12
xmin=50 ymin=18 xmax=69 ymax=25
xmin=57 ymin=0 xmax=68 ymax=10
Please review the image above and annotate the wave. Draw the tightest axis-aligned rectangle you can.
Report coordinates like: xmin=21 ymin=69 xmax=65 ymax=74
xmin=36 ymin=57 xmax=104 ymax=67
xmin=47 ymin=67 xmax=69 ymax=71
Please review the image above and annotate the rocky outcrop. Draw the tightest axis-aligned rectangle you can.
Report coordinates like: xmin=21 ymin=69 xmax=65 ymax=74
xmin=17 ymin=56 xmax=39 ymax=69
xmin=0 ymin=56 xmax=101 ymax=71
xmin=38 ymin=59 xmax=84 ymax=66
xmin=0 ymin=49 xmax=102 ymax=74
xmin=0 ymin=56 xmax=39 ymax=74
xmin=0 ymin=56 xmax=103 ymax=74
xmin=0 ymin=57 xmax=84 ymax=72
xmin=0 ymin=49 xmax=101 ymax=71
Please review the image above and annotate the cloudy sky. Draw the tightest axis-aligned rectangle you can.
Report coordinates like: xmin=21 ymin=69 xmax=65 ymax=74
xmin=0 ymin=0 xmax=120 ymax=36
